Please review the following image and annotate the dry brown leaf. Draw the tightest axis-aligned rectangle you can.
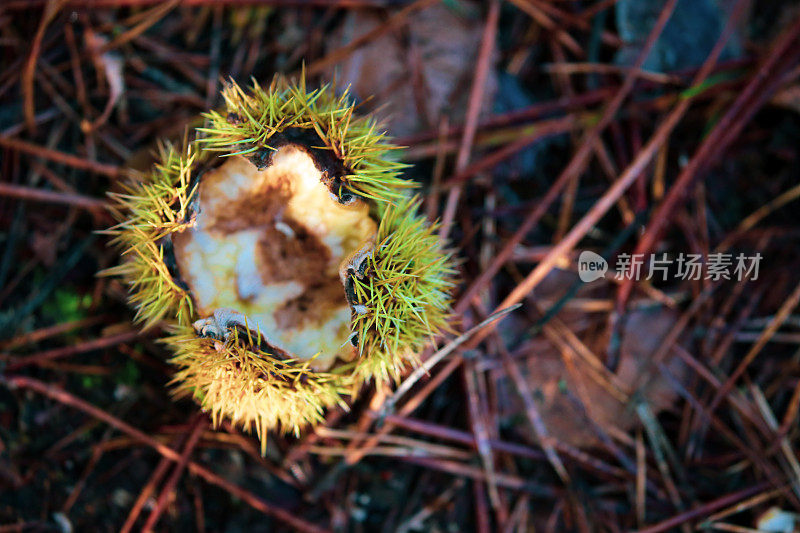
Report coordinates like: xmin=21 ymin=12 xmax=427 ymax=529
xmin=495 ymin=270 xmax=688 ymax=448
xmin=324 ymin=2 xmax=497 ymax=137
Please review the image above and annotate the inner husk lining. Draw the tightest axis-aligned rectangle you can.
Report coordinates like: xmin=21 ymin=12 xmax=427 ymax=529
xmin=172 ymin=147 xmax=376 ymax=371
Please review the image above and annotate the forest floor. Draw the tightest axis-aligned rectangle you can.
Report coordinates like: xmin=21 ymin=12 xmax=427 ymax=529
xmin=2 ymin=1 xmax=800 ymax=531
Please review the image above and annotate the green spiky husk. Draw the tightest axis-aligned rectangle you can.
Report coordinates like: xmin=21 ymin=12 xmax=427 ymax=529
xmin=198 ymin=76 xmax=415 ymax=204
xmin=103 ymin=142 xmax=199 ymax=330
xmin=107 ymin=76 xmax=456 ymax=441
xmin=165 ymin=326 xmax=348 ymax=452
xmin=351 ymin=197 xmax=456 ymax=383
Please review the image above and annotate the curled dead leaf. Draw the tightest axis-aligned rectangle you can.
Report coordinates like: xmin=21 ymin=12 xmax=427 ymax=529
xmin=494 ymin=270 xmax=688 ymax=448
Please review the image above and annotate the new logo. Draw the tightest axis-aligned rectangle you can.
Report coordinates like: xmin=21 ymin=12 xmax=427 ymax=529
xmin=578 ymin=250 xmax=608 ymax=282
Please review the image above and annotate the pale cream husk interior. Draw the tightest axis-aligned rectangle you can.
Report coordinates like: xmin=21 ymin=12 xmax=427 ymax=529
xmin=172 ymin=147 xmax=377 ymax=370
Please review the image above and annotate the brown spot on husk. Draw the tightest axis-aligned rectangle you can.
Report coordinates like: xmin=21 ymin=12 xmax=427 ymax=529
xmin=255 ymin=218 xmax=331 ymax=286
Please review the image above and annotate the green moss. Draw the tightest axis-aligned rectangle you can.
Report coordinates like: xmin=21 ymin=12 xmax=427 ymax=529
xmin=41 ymin=286 xmax=91 ymax=324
